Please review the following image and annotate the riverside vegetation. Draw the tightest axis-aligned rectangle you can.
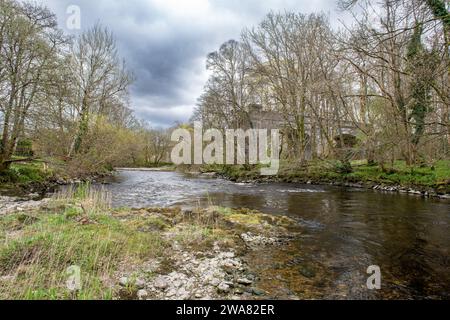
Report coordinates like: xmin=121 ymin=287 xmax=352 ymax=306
xmin=0 ymin=183 xmax=300 ymax=300
xmin=198 ymin=160 xmax=450 ymax=198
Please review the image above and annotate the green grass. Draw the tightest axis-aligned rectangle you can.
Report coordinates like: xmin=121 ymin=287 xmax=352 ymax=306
xmin=302 ymin=160 xmax=450 ymax=190
xmin=344 ymin=160 xmax=450 ymax=187
xmin=0 ymin=211 xmax=165 ymax=300
xmin=0 ymin=160 xmax=51 ymax=184
xmin=0 ymin=183 xmax=166 ymax=300
xmin=209 ymin=160 xmax=450 ymax=191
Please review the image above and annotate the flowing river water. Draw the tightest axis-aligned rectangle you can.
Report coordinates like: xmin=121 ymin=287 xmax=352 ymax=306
xmin=103 ymin=170 xmax=449 ymax=299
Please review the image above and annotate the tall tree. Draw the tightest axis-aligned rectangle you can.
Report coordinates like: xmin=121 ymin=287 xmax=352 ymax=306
xmin=0 ymin=0 xmax=65 ymax=171
xmin=68 ymin=24 xmax=133 ymax=157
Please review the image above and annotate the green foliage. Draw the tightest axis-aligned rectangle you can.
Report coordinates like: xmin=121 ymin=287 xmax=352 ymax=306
xmin=332 ymin=160 xmax=353 ymax=174
xmin=337 ymin=160 xmax=450 ymax=187
xmin=406 ymin=24 xmax=436 ymax=146
xmin=426 ymin=0 xmax=450 ymax=28
xmin=0 ymin=161 xmax=49 ymax=184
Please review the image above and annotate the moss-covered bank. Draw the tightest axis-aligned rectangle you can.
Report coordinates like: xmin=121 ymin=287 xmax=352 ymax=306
xmin=199 ymin=160 xmax=450 ymax=198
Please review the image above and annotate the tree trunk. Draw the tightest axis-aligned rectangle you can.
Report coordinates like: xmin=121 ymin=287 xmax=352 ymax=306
xmin=69 ymin=94 xmax=90 ymax=157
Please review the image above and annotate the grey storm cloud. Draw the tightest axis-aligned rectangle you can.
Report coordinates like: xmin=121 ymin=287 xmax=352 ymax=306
xmin=43 ymin=0 xmax=342 ymax=127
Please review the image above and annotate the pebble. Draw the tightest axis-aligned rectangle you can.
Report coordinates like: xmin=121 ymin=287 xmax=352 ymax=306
xmin=237 ymin=278 xmax=253 ymax=285
xmin=299 ymin=266 xmax=316 ymax=278
xmin=153 ymin=276 xmax=169 ymax=290
xmin=130 ymin=247 xmax=247 ymax=300
xmin=137 ymin=289 xmax=148 ymax=300
xmin=240 ymin=232 xmax=284 ymax=247
xmin=119 ymin=277 xmax=129 ymax=287
xmin=251 ymin=288 xmax=265 ymax=296
xmin=135 ymin=278 xmax=146 ymax=289
xmin=217 ymin=282 xmax=230 ymax=293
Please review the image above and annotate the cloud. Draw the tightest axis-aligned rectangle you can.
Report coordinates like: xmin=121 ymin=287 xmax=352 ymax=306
xmin=43 ymin=0 xmax=342 ymax=127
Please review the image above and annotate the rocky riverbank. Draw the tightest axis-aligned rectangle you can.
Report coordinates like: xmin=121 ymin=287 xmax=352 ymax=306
xmin=112 ymin=207 xmax=300 ymax=300
xmin=0 ymin=194 xmax=301 ymax=300
xmin=0 ymin=171 xmax=115 ymax=199
xmin=202 ymin=169 xmax=450 ymax=200
xmin=0 ymin=196 xmax=50 ymax=216
xmin=234 ymin=176 xmax=450 ymax=200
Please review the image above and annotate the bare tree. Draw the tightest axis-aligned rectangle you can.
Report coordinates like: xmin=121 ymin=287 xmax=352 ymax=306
xmin=67 ymin=24 xmax=133 ymax=157
xmin=0 ymin=0 xmax=66 ymax=171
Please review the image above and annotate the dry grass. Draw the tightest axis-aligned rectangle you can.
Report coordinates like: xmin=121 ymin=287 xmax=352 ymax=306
xmin=53 ymin=182 xmax=112 ymax=214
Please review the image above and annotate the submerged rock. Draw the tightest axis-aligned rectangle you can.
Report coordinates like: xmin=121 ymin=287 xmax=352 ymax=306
xmin=251 ymin=288 xmax=266 ymax=296
xmin=240 ymin=232 xmax=286 ymax=247
xmin=299 ymin=265 xmax=316 ymax=278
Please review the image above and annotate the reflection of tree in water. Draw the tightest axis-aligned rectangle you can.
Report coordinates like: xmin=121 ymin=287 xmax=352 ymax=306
xmin=374 ymin=196 xmax=447 ymax=299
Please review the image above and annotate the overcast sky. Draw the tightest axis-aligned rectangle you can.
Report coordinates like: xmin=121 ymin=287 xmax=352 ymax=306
xmin=43 ymin=0 xmax=347 ymax=128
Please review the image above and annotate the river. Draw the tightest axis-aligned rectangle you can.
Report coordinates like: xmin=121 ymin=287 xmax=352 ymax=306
xmin=103 ymin=170 xmax=449 ymax=299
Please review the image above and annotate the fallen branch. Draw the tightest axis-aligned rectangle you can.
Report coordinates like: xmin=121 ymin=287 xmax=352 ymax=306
xmin=3 ymin=157 xmax=38 ymax=164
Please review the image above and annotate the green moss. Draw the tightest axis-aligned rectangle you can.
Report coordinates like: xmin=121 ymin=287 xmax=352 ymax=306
xmin=126 ymin=216 xmax=171 ymax=232
xmin=227 ymin=213 xmax=263 ymax=226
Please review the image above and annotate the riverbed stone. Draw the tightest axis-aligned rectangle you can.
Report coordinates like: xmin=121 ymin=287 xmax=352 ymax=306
xmin=135 ymin=278 xmax=146 ymax=289
xmin=137 ymin=289 xmax=148 ymax=300
xmin=0 ymin=197 xmax=50 ymax=216
xmin=217 ymin=282 xmax=230 ymax=293
xmin=119 ymin=277 xmax=129 ymax=287
xmin=234 ymin=289 xmax=243 ymax=295
xmin=153 ymin=276 xmax=169 ymax=290
xmin=251 ymin=288 xmax=266 ymax=296
xmin=237 ymin=278 xmax=253 ymax=285
xmin=194 ymin=292 xmax=203 ymax=299
xmin=299 ymin=265 xmax=316 ymax=278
